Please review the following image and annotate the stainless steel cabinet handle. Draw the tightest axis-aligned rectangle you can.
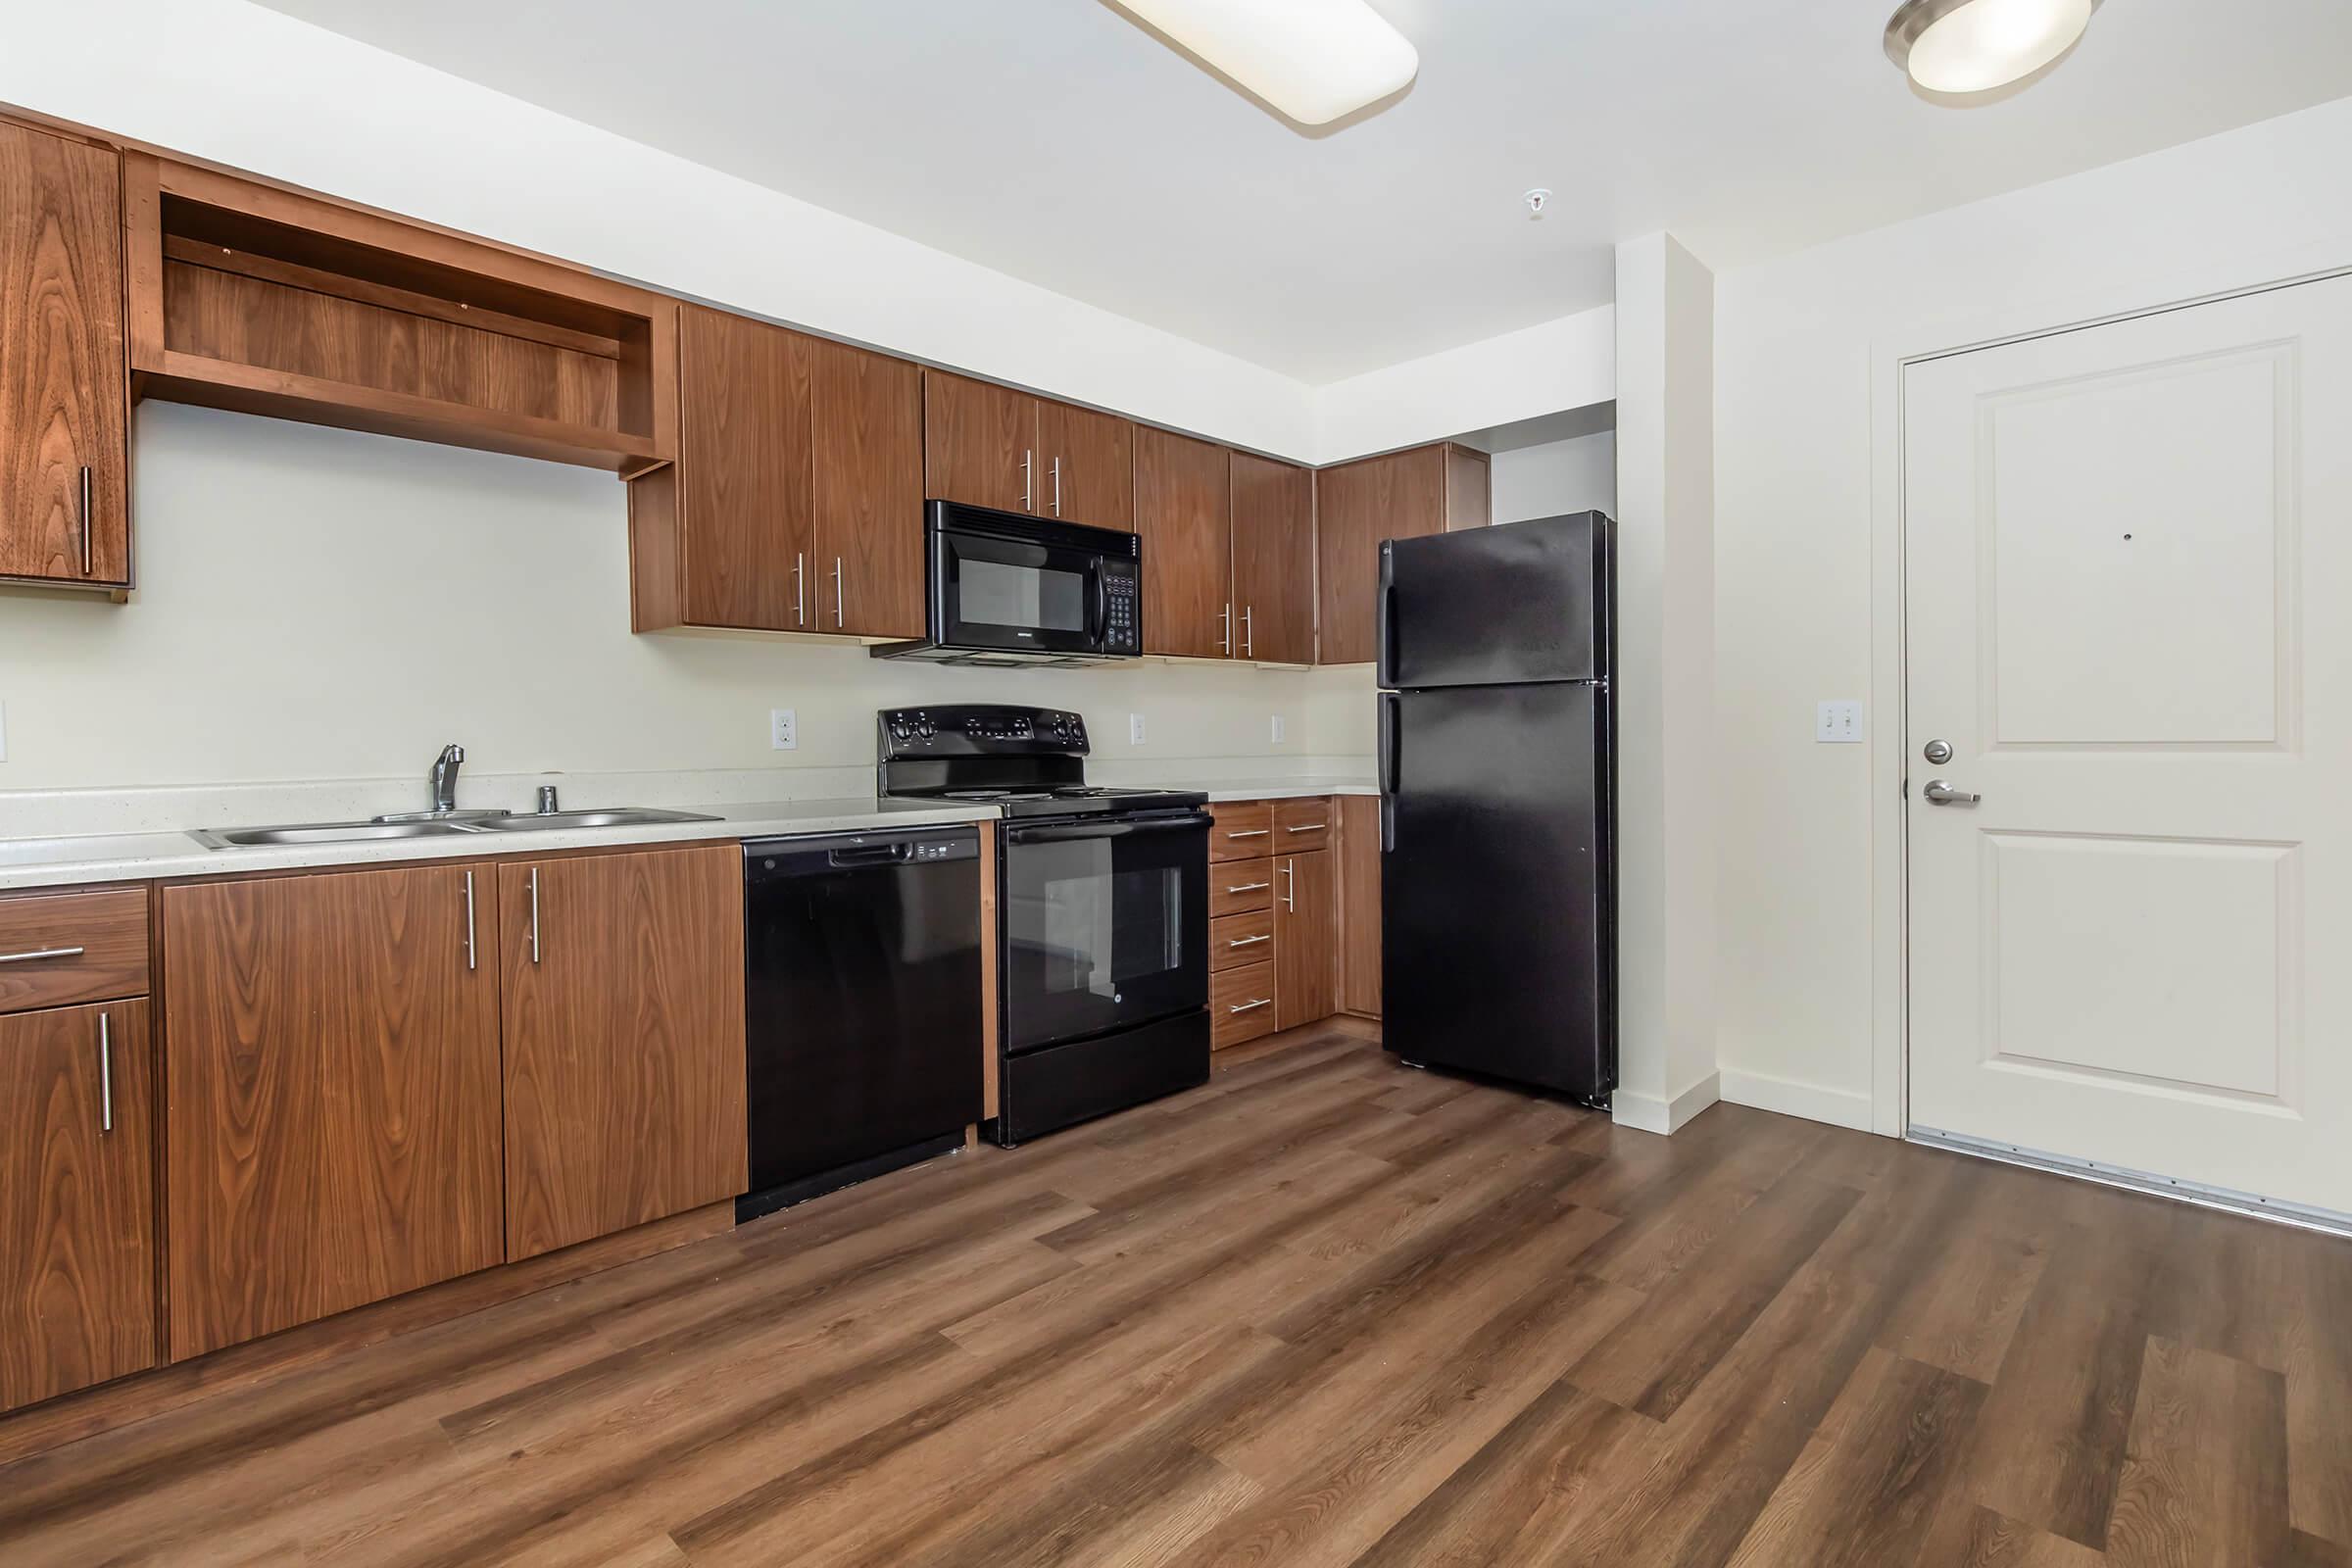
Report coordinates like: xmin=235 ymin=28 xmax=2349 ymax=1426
xmin=1228 ymin=998 xmax=1272 ymax=1015
xmin=0 ymin=946 xmax=84 ymax=965
xmin=1282 ymin=860 xmax=1295 ymax=911
xmin=1218 ymin=603 xmax=1231 ymax=654
xmin=1021 ymin=449 xmax=1033 ymax=511
xmin=1224 ymin=828 xmax=1269 ymax=840
xmin=795 ymin=552 xmax=806 ymax=626
xmin=1243 ymin=606 xmax=1252 ymax=658
xmin=79 ymin=465 xmax=94 ymax=575
xmin=528 ymin=867 xmax=542 ymax=963
xmin=1922 ymin=780 xmax=1982 ymax=807
xmin=1226 ymin=933 xmax=1271 ymax=949
xmin=98 ymin=1011 xmax=113 ymax=1134
xmin=1227 ymin=880 xmax=1271 ymax=893
xmin=1285 ymin=823 xmax=1328 ymax=833
xmin=834 ymin=557 xmax=846 ymax=626
xmin=1052 ymin=456 xmax=1062 ymax=516
xmin=463 ymin=870 xmax=477 ymax=971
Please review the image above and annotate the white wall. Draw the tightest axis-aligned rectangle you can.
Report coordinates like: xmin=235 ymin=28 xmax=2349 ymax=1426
xmin=1490 ymin=432 xmax=1617 ymax=523
xmin=0 ymin=0 xmax=1317 ymax=461
xmin=1613 ymin=234 xmax=1718 ymax=1134
xmin=1313 ymin=307 xmax=1616 ymax=465
xmin=1714 ymin=94 xmax=2352 ymax=1131
xmin=0 ymin=408 xmax=1348 ymax=817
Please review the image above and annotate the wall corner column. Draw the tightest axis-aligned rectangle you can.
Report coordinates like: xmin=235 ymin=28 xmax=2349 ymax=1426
xmin=1611 ymin=232 xmax=1720 ymax=1134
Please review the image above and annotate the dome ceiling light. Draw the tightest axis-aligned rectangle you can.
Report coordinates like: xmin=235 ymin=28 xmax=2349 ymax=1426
xmin=1110 ymin=0 xmax=1419 ymax=127
xmin=1884 ymin=0 xmax=2099 ymax=96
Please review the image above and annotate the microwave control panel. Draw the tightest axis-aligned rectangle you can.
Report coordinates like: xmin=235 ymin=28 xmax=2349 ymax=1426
xmin=1102 ymin=560 xmax=1141 ymax=654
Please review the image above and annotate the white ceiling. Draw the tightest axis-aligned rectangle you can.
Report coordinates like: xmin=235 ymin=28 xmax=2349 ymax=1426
xmin=253 ymin=0 xmax=2352 ymax=383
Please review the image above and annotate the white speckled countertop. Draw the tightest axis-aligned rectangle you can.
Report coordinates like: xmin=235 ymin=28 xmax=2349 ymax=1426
xmin=0 ymin=773 xmax=1377 ymax=892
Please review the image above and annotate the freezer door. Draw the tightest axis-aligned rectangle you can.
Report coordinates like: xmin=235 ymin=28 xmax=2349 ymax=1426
xmin=1377 ymin=512 xmax=1609 ymax=689
xmin=1381 ymin=681 xmax=1614 ymax=1102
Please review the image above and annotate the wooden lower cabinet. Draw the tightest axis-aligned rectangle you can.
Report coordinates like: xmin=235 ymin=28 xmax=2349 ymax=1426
xmin=1212 ymin=960 xmax=1278 ymax=1050
xmin=162 ymin=864 xmax=505 ymax=1361
xmin=1338 ymin=795 xmax=1382 ymax=1017
xmin=1275 ymin=851 xmax=1336 ymax=1030
xmin=0 ymin=1000 xmax=154 ymax=1412
xmin=499 ymin=845 xmax=747 ymax=1261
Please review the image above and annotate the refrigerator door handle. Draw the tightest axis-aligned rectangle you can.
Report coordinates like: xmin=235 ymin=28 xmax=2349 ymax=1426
xmin=1378 ymin=692 xmax=1399 ymax=854
xmin=1375 ymin=541 xmax=1397 ymax=688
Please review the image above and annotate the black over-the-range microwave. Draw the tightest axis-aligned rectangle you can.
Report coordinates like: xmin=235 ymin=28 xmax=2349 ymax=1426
xmin=869 ymin=501 xmax=1143 ymax=666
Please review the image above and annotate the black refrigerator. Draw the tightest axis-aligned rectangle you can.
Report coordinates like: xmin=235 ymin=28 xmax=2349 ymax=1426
xmin=1376 ymin=511 xmax=1616 ymax=1106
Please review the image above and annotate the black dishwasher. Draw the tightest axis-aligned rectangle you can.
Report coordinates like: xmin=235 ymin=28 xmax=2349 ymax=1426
xmin=741 ymin=825 xmax=983 ymax=1220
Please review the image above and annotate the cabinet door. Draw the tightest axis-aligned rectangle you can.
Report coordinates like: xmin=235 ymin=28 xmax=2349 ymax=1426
xmin=1133 ymin=426 xmax=1230 ymax=659
xmin=1313 ymin=447 xmax=1446 ymax=664
xmin=1230 ymin=452 xmax=1314 ymax=664
xmin=1276 ymin=852 xmax=1336 ymax=1031
xmin=163 ymin=865 xmax=504 ymax=1360
xmin=0 ymin=123 xmax=127 ymax=586
xmin=500 ymin=845 xmax=747 ymax=1260
xmin=923 ymin=370 xmax=1035 ymax=514
xmin=1338 ymin=795 xmax=1383 ymax=1016
xmin=678 ymin=305 xmax=813 ymax=630
xmin=1036 ymin=399 xmax=1134 ymax=530
xmin=810 ymin=336 xmax=925 ymax=638
xmin=0 ymin=1000 xmax=154 ymax=1412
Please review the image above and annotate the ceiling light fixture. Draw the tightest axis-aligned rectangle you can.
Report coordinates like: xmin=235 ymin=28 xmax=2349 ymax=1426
xmin=1884 ymin=0 xmax=2098 ymax=96
xmin=1110 ymin=0 xmax=1418 ymax=126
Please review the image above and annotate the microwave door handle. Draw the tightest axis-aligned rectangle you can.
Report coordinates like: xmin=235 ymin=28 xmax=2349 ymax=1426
xmin=1095 ymin=565 xmax=1111 ymax=646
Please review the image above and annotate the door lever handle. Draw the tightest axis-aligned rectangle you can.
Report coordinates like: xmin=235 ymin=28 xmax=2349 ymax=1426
xmin=1922 ymin=780 xmax=1981 ymax=806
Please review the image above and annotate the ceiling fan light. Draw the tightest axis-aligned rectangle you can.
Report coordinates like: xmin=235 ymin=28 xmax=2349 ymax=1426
xmin=1113 ymin=0 xmax=1419 ymax=125
xmin=1885 ymin=0 xmax=2097 ymax=95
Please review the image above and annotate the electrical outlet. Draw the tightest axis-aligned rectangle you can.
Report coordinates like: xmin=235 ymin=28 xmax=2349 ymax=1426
xmin=1270 ymin=714 xmax=1287 ymax=744
xmin=1816 ymin=701 xmax=1863 ymax=744
xmin=1128 ymin=712 xmax=1148 ymax=746
xmin=769 ymin=708 xmax=798 ymax=751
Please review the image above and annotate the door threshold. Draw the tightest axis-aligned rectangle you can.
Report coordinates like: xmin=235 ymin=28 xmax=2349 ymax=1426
xmin=1907 ymin=1125 xmax=2352 ymax=1240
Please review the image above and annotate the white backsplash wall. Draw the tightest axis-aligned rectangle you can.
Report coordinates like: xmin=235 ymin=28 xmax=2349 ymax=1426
xmin=0 ymin=406 xmax=1369 ymax=816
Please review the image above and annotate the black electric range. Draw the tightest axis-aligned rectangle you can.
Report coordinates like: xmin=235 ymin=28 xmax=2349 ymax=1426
xmin=877 ymin=705 xmax=1211 ymax=1143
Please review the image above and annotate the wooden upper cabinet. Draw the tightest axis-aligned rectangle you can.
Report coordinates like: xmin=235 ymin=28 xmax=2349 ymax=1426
xmin=162 ymin=864 xmax=505 ymax=1360
xmin=1313 ymin=442 xmax=1489 ymax=664
xmin=923 ymin=370 xmax=1036 ymax=514
xmin=0 ymin=122 xmax=127 ymax=589
xmin=499 ymin=844 xmax=747 ymax=1261
xmin=1133 ymin=426 xmax=1231 ymax=659
xmin=1230 ymin=452 xmax=1315 ymax=664
xmin=0 ymin=1000 xmax=155 ymax=1413
xmin=633 ymin=309 xmax=924 ymax=638
xmin=810 ymin=336 xmax=925 ymax=639
xmin=1276 ymin=846 xmax=1337 ymax=1031
xmin=1036 ymin=399 xmax=1134 ymax=530
xmin=675 ymin=305 xmax=814 ymax=631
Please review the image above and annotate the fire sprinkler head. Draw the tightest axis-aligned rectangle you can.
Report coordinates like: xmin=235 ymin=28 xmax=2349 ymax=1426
xmin=1523 ymin=187 xmax=1551 ymax=219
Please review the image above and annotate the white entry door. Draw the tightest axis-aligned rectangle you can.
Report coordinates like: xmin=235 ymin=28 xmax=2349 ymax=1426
xmin=1904 ymin=275 xmax=2352 ymax=1220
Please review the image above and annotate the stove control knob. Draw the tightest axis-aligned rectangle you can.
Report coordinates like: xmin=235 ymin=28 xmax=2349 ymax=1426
xmin=916 ymin=718 xmax=936 ymax=739
xmin=890 ymin=721 xmax=910 ymax=741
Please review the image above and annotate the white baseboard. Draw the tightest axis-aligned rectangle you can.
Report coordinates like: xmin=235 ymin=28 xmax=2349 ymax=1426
xmin=1717 ymin=1068 xmax=1875 ymax=1132
xmin=1612 ymin=1071 xmax=1721 ymax=1135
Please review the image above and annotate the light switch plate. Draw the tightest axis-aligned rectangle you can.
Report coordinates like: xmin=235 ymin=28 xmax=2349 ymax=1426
xmin=1270 ymin=714 xmax=1287 ymax=744
xmin=769 ymin=709 xmax=798 ymax=751
xmin=1816 ymin=700 xmax=1863 ymax=744
xmin=1128 ymin=712 xmax=1148 ymax=746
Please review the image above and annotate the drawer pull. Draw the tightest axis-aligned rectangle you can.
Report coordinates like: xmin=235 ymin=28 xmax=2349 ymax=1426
xmin=1226 ymin=881 xmax=1271 ymax=894
xmin=0 ymin=946 xmax=85 ymax=965
xmin=1228 ymin=998 xmax=1272 ymax=1014
xmin=1286 ymin=823 xmax=1328 ymax=833
xmin=1226 ymin=933 xmax=1271 ymax=949
xmin=1224 ymin=828 xmax=1270 ymax=839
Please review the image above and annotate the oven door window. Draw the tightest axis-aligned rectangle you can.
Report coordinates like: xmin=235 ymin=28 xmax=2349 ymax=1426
xmin=1003 ymin=819 xmax=1207 ymax=1053
xmin=941 ymin=531 xmax=1102 ymax=656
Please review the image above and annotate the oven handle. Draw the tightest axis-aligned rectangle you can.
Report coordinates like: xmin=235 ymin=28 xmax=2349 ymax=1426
xmin=1003 ymin=812 xmax=1208 ymax=847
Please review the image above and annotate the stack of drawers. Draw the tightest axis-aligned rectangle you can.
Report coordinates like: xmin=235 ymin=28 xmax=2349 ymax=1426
xmin=1205 ymin=798 xmax=1338 ymax=1050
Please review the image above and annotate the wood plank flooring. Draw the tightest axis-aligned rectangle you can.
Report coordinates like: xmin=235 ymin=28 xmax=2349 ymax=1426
xmin=2 ymin=1020 xmax=2346 ymax=1566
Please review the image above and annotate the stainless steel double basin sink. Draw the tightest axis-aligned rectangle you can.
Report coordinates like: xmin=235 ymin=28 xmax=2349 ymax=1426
xmin=190 ymin=808 xmax=721 ymax=852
